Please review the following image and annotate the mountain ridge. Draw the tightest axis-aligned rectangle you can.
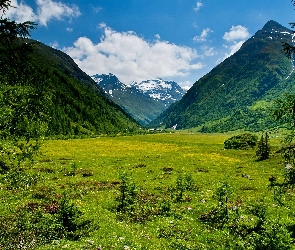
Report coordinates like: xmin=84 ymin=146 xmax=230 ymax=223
xmin=149 ymin=20 xmax=294 ymax=132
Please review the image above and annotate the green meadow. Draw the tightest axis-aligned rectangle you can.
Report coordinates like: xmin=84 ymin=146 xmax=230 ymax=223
xmin=1 ymin=132 xmax=294 ymax=249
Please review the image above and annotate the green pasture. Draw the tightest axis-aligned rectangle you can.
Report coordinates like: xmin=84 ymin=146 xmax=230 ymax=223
xmin=1 ymin=132 xmax=293 ymax=249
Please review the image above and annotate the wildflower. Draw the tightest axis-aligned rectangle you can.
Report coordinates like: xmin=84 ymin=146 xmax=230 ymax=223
xmin=285 ymin=163 xmax=293 ymax=170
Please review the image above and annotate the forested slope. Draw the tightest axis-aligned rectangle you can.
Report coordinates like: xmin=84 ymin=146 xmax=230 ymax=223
xmin=150 ymin=20 xmax=294 ymax=132
xmin=14 ymin=40 xmax=142 ymax=136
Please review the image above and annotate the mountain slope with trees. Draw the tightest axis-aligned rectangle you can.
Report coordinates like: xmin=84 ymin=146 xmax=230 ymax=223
xmin=30 ymin=43 xmax=142 ymax=136
xmin=150 ymin=20 xmax=295 ymax=132
xmin=1 ymin=39 xmax=142 ymax=137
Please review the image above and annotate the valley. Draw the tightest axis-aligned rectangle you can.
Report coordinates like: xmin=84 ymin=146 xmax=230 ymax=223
xmin=2 ymin=0 xmax=295 ymax=248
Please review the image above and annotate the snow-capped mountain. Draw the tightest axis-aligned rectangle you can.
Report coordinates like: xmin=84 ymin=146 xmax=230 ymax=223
xmin=91 ymin=73 xmax=186 ymax=126
xmin=92 ymin=73 xmax=129 ymax=97
xmin=130 ymin=78 xmax=186 ymax=105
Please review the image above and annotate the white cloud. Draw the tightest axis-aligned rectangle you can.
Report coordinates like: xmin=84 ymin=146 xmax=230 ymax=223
xmin=178 ymin=81 xmax=193 ymax=91
xmin=194 ymin=1 xmax=203 ymax=12
xmin=193 ymin=28 xmax=213 ymax=42
xmin=36 ymin=0 xmax=81 ymax=26
xmin=4 ymin=0 xmax=36 ymax=23
xmin=222 ymin=41 xmax=245 ymax=60
xmin=50 ymin=41 xmax=59 ymax=49
xmin=155 ymin=34 xmax=161 ymax=40
xmin=63 ymin=25 xmax=204 ymax=84
xmin=223 ymin=25 xmax=250 ymax=42
xmin=92 ymin=5 xmax=103 ymax=14
xmin=202 ymin=46 xmax=216 ymax=57
xmin=221 ymin=25 xmax=251 ymax=61
xmin=4 ymin=0 xmax=81 ymax=26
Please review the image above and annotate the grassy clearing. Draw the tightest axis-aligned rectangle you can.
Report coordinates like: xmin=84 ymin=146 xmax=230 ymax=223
xmin=1 ymin=132 xmax=293 ymax=249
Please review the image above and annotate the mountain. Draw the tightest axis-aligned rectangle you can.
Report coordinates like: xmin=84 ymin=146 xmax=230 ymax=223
xmin=92 ymin=74 xmax=185 ymax=126
xmin=14 ymin=40 xmax=142 ymax=136
xmin=150 ymin=20 xmax=295 ymax=132
xmin=130 ymin=78 xmax=185 ymax=104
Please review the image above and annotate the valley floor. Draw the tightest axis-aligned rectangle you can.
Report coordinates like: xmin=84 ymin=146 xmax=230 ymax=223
xmin=1 ymin=132 xmax=294 ymax=249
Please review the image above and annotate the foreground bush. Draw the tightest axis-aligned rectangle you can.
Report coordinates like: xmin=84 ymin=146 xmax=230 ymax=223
xmin=0 ymin=194 xmax=92 ymax=249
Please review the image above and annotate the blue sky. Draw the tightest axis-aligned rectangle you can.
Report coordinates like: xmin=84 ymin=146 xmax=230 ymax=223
xmin=4 ymin=0 xmax=295 ymax=89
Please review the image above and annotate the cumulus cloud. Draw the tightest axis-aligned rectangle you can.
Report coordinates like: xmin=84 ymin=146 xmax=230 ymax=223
xmin=222 ymin=41 xmax=245 ymax=60
xmin=222 ymin=25 xmax=251 ymax=60
xmin=194 ymin=1 xmax=203 ymax=12
xmin=63 ymin=25 xmax=204 ymax=84
xmin=193 ymin=28 xmax=213 ymax=42
xmin=178 ymin=81 xmax=193 ymax=91
xmin=223 ymin=25 xmax=250 ymax=42
xmin=4 ymin=0 xmax=81 ymax=26
xmin=202 ymin=46 xmax=216 ymax=57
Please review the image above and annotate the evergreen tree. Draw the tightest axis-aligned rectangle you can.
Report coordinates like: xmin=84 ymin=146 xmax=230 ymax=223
xmin=256 ymin=132 xmax=271 ymax=161
xmin=0 ymin=0 xmax=49 ymax=171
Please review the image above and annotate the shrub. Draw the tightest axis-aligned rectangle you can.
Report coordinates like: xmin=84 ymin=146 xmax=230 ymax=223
xmin=171 ymin=174 xmax=197 ymax=202
xmin=224 ymin=133 xmax=258 ymax=149
xmin=116 ymin=172 xmax=138 ymax=212
xmin=0 ymin=194 xmax=92 ymax=249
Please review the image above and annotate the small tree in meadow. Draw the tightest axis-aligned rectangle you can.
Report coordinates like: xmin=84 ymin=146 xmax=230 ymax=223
xmin=116 ymin=172 xmax=138 ymax=212
xmin=256 ymin=132 xmax=271 ymax=161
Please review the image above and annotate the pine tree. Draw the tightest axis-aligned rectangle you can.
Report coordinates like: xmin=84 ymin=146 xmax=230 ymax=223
xmin=0 ymin=0 xmax=49 ymax=171
xmin=256 ymin=132 xmax=271 ymax=161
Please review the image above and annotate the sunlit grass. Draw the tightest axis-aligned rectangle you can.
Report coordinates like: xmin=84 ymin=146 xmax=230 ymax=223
xmin=1 ymin=132 xmax=291 ymax=249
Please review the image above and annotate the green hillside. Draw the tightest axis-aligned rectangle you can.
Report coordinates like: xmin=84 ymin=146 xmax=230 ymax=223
xmin=108 ymin=88 xmax=168 ymax=125
xmin=150 ymin=20 xmax=295 ymax=132
xmin=4 ymin=39 xmax=142 ymax=137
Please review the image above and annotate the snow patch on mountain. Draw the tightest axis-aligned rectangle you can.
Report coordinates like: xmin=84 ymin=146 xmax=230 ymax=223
xmin=130 ymin=78 xmax=186 ymax=102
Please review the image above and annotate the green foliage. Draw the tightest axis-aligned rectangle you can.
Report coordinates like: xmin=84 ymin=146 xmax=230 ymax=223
xmin=249 ymin=221 xmax=293 ymax=250
xmin=0 ymin=0 xmax=50 ymax=174
xmin=2 ymin=169 xmax=40 ymax=190
xmin=171 ymin=173 xmax=197 ymax=202
xmin=224 ymin=133 xmax=258 ymax=150
xmin=256 ymin=132 xmax=271 ymax=161
xmin=0 ymin=194 xmax=92 ymax=249
xmin=200 ymin=182 xmax=294 ymax=250
xmin=116 ymin=172 xmax=138 ymax=212
xmin=273 ymin=94 xmax=295 ymax=129
xmin=115 ymin=172 xmax=173 ymax=222
xmin=200 ymin=181 xmax=234 ymax=228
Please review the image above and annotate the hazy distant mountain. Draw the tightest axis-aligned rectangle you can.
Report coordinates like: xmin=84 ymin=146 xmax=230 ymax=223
xmin=92 ymin=74 xmax=185 ymax=126
xmin=149 ymin=20 xmax=295 ymax=132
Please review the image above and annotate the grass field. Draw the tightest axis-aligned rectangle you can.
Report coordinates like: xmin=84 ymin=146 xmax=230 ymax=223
xmin=1 ymin=132 xmax=294 ymax=249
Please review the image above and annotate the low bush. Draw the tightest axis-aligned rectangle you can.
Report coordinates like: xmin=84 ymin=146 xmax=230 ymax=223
xmin=0 ymin=194 xmax=93 ymax=249
xmin=224 ymin=133 xmax=258 ymax=149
